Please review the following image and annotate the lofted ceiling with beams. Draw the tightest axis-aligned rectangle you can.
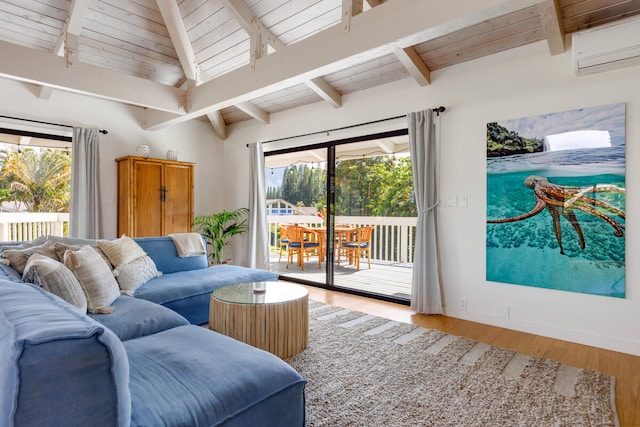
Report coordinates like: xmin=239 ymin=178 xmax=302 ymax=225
xmin=0 ymin=0 xmax=638 ymax=139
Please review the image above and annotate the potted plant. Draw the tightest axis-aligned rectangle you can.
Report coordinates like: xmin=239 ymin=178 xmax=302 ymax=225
xmin=193 ymin=208 xmax=249 ymax=265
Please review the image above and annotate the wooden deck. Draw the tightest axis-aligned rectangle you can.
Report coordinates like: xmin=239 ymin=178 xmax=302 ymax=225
xmin=268 ymin=253 xmax=412 ymax=299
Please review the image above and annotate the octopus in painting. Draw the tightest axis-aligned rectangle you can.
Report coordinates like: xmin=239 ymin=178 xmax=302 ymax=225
xmin=487 ymin=175 xmax=625 ymax=255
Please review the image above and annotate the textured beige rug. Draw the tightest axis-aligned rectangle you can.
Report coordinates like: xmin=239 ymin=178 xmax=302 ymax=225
xmin=286 ymin=301 xmax=619 ymax=427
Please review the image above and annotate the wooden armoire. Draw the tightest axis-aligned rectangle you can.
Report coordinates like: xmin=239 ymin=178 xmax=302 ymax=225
xmin=116 ymin=156 xmax=195 ymax=237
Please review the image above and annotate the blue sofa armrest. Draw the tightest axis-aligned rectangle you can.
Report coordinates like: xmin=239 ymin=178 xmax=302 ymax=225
xmin=0 ymin=280 xmax=131 ymax=427
xmin=134 ymin=236 xmax=208 ymax=273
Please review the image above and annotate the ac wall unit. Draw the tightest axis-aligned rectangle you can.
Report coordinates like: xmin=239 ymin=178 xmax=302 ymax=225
xmin=572 ymin=14 xmax=640 ymax=76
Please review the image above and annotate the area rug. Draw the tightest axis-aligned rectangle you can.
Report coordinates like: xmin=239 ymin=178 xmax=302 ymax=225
xmin=285 ymin=300 xmax=619 ymax=427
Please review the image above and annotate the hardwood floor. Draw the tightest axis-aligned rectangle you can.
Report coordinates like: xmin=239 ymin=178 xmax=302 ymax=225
xmin=303 ymin=285 xmax=640 ymax=426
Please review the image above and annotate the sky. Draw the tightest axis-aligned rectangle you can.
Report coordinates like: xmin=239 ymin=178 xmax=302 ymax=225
xmin=497 ymin=103 xmax=626 ymax=147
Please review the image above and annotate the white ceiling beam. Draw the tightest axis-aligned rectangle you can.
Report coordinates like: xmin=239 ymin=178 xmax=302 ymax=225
xmin=222 ymin=0 xmax=341 ymax=111
xmin=39 ymin=0 xmax=91 ymax=99
xmin=394 ymin=46 xmax=431 ymax=86
xmin=0 ymin=39 xmax=185 ymax=115
xmin=220 ymin=0 xmax=286 ymax=50
xmin=144 ymin=0 xmax=538 ymax=130
xmin=53 ymin=0 xmax=91 ymax=57
xmin=236 ymin=102 xmax=270 ymax=124
xmin=306 ymin=77 xmax=342 ymax=108
xmin=156 ymin=0 xmax=201 ymax=82
xmin=207 ymin=111 xmax=227 ymax=140
xmin=375 ymin=140 xmax=394 ymax=154
xmin=343 ymin=0 xmax=364 ymax=32
xmin=538 ymin=0 xmax=565 ymax=55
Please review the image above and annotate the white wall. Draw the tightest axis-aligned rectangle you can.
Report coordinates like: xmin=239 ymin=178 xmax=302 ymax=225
xmin=0 ymin=79 xmax=224 ymax=237
xmin=222 ymin=40 xmax=640 ymax=356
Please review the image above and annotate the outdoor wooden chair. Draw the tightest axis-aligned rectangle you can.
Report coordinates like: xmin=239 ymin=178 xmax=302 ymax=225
xmin=278 ymin=224 xmax=289 ymax=261
xmin=337 ymin=226 xmax=374 ymax=270
xmin=286 ymin=225 xmax=321 ymax=271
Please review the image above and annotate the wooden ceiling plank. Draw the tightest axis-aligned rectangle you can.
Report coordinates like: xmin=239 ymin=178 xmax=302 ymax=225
xmin=236 ymin=101 xmax=270 ymax=123
xmin=366 ymin=0 xmax=384 ymax=6
xmin=207 ymin=110 xmax=227 ymax=139
xmin=426 ymin=27 xmax=546 ymax=69
xmin=538 ymin=0 xmax=565 ymax=55
xmin=420 ymin=12 xmax=541 ymax=61
xmin=306 ymin=77 xmax=343 ymax=108
xmin=393 ymin=46 xmax=431 ymax=86
xmin=270 ymin=2 xmax=340 ymax=44
xmin=417 ymin=7 xmax=540 ymax=55
xmin=156 ymin=0 xmax=200 ymax=82
xmin=562 ymin=1 xmax=640 ymax=32
xmin=0 ymin=38 xmax=185 ymax=114
xmin=145 ymin=0 xmax=539 ymax=129
xmin=90 ymin=0 xmax=170 ymax=38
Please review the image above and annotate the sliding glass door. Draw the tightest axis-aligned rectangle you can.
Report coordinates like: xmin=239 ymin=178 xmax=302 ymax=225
xmin=264 ymin=130 xmax=414 ymax=303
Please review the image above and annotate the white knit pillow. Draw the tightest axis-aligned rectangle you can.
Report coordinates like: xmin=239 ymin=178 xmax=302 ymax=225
xmin=97 ymin=236 xmax=146 ymax=268
xmin=113 ymin=255 xmax=162 ymax=296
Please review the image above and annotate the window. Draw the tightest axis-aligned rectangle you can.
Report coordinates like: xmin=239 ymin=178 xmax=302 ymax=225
xmin=0 ymin=126 xmax=72 ymax=241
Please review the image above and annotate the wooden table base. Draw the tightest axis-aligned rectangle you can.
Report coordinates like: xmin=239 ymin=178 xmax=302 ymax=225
xmin=210 ymin=291 xmax=308 ymax=359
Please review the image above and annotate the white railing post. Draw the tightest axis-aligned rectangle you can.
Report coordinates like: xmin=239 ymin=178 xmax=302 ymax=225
xmin=266 ymin=215 xmax=417 ymax=264
xmin=0 ymin=212 xmax=70 ymax=242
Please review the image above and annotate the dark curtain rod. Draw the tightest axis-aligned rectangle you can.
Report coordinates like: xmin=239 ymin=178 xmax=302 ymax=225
xmin=248 ymin=106 xmax=445 ymax=146
xmin=0 ymin=114 xmax=108 ymax=134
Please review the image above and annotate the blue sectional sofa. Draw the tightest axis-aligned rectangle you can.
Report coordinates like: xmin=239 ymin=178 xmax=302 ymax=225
xmin=0 ymin=236 xmax=306 ymax=427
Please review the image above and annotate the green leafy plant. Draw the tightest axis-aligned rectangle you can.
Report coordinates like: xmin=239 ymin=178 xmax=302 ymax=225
xmin=193 ymin=208 xmax=249 ymax=265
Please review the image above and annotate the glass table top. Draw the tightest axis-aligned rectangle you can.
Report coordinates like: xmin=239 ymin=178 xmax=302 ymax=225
xmin=211 ymin=281 xmax=308 ymax=305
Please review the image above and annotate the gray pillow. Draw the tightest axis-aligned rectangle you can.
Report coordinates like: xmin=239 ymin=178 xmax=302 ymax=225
xmin=113 ymin=255 xmax=162 ymax=296
xmin=46 ymin=235 xmax=97 ymax=246
xmin=23 ymin=253 xmax=88 ymax=313
xmin=63 ymin=246 xmax=120 ymax=314
xmin=1 ymin=241 xmax=59 ymax=274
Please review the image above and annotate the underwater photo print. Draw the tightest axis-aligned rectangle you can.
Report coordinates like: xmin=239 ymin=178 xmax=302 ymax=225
xmin=486 ymin=103 xmax=625 ymax=298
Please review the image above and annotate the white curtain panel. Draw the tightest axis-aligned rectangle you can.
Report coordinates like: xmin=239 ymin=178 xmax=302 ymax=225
xmin=248 ymin=142 xmax=270 ymax=269
xmin=407 ymin=110 xmax=443 ymax=314
xmin=70 ymin=127 xmax=100 ymax=239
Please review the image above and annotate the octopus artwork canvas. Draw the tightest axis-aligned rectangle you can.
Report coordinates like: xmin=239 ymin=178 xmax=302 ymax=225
xmin=486 ymin=103 xmax=625 ymax=298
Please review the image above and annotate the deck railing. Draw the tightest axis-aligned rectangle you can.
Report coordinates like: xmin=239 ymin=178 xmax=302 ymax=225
xmin=0 ymin=212 xmax=69 ymax=242
xmin=267 ymin=215 xmax=417 ymax=263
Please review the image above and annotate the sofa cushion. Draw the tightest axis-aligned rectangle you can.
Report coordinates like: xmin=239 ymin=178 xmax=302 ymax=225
xmin=134 ymin=236 xmax=208 ymax=274
xmin=22 ymin=253 xmax=88 ymax=313
xmin=1 ymin=241 xmax=59 ymax=274
xmin=98 ymin=236 xmax=146 ymax=268
xmin=64 ymin=245 xmax=120 ymax=314
xmin=134 ymin=265 xmax=278 ymax=324
xmin=113 ymin=255 xmax=162 ymax=296
xmin=125 ymin=325 xmax=306 ymax=427
xmin=0 ymin=280 xmax=131 ymax=427
xmin=89 ymin=295 xmax=189 ymax=341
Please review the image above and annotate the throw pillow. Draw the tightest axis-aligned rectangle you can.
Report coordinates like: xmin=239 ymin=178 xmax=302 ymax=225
xmin=52 ymin=242 xmax=113 ymax=270
xmin=97 ymin=235 xmax=146 ymax=268
xmin=63 ymin=245 xmax=120 ymax=314
xmin=1 ymin=241 xmax=59 ymax=274
xmin=23 ymin=253 xmax=88 ymax=313
xmin=0 ymin=235 xmax=48 ymax=253
xmin=113 ymin=255 xmax=162 ymax=296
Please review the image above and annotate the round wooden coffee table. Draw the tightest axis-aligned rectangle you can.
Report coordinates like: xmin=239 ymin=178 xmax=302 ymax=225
xmin=209 ymin=281 xmax=309 ymax=359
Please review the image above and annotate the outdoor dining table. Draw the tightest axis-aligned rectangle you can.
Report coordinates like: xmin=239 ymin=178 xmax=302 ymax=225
xmin=299 ymin=225 xmax=356 ymax=263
